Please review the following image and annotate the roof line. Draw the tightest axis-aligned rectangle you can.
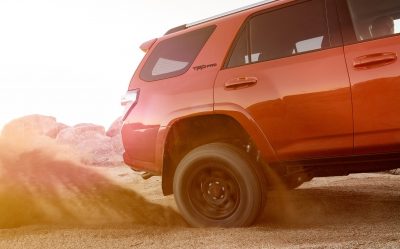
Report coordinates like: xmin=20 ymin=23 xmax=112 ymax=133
xmin=186 ymin=0 xmax=276 ymax=27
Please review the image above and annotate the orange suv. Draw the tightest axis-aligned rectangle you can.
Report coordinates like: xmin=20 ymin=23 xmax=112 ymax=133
xmin=121 ymin=0 xmax=400 ymax=227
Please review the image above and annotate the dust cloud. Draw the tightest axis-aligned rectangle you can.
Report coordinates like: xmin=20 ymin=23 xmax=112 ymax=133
xmin=258 ymin=166 xmax=335 ymax=226
xmin=258 ymin=166 xmax=399 ymax=227
xmin=0 ymin=122 xmax=186 ymax=229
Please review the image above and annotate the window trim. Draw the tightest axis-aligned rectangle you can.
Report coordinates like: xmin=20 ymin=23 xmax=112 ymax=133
xmin=223 ymin=0 xmax=343 ymax=69
xmin=139 ymin=25 xmax=216 ymax=82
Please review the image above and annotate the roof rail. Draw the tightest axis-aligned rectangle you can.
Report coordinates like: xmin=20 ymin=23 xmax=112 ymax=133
xmin=187 ymin=0 xmax=276 ymax=27
xmin=164 ymin=25 xmax=187 ymax=35
xmin=164 ymin=0 xmax=276 ymax=35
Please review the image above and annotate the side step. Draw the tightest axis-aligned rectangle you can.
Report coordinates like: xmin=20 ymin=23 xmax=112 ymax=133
xmin=274 ymin=151 xmax=400 ymax=178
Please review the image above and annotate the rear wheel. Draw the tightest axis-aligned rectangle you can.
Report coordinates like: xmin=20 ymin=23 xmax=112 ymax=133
xmin=173 ymin=143 xmax=263 ymax=227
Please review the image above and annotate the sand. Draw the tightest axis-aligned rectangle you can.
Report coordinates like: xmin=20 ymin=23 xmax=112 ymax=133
xmin=0 ymin=130 xmax=399 ymax=248
xmin=0 ymin=165 xmax=399 ymax=248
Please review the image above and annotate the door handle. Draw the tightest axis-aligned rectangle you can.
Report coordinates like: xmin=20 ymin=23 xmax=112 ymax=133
xmin=353 ymin=52 xmax=397 ymax=70
xmin=224 ymin=77 xmax=258 ymax=90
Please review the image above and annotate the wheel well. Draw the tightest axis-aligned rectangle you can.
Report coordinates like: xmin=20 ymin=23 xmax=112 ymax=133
xmin=162 ymin=115 xmax=251 ymax=195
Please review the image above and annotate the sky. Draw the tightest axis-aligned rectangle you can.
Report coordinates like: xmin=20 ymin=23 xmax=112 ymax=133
xmin=1 ymin=1 xmax=399 ymax=130
xmin=0 ymin=0 xmax=261 ymax=130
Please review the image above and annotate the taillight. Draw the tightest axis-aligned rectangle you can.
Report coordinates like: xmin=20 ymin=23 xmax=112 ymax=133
xmin=121 ymin=89 xmax=140 ymax=121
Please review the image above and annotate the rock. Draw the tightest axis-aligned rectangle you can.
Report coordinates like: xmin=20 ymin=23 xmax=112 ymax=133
xmin=56 ymin=123 xmax=123 ymax=166
xmin=111 ymin=134 xmax=124 ymax=155
xmin=2 ymin=114 xmax=68 ymax=138
xmin=106 ymin=117 xmax=123 ymax=137
xmin=2 ymin=115 xmax=124 ymax=167
xmin=106 ymin=117 xmax=125 ymax=159
xmin=57 ymin=123 xmax=106 ymax=144
xmin=106 ymin=117 xmax=124 ymax=155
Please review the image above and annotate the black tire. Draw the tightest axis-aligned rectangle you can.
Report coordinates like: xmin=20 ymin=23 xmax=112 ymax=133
xmin=173 ymin=143 xmax=263 ymax=227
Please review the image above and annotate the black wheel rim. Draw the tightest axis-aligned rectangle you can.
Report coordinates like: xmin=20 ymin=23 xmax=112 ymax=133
xmin=186 ymin=161 xmax=240 ymax=220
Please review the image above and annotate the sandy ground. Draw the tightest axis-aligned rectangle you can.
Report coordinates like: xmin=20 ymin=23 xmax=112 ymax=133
xmin=0 ymin=162 xmax=399 ymax=249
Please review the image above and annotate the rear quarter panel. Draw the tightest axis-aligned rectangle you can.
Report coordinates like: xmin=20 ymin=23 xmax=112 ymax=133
xmin=122 ymin=16 xmax=247 ymax=174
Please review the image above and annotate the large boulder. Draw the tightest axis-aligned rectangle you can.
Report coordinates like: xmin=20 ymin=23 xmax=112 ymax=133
xmin=56 ymin=123 xmax=123 ymax=166
xmin=106 ymin=117 xmax=123 ymax=137
xmin=57 ymin=123 xmax=106 ymax=144
xmin=1 ymin=115 xmax=125 ymax=167
xmin=2 ymin=114 xmax=68 ymax=138
xmin=106 ymin=117 xmax=124 ymax=156
xmin=111 ymin=134 xmax=124 ymax=155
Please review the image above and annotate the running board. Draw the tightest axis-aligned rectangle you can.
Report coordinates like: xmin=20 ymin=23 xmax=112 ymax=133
xmin=272 ymin=152 xmax=400 ymax=177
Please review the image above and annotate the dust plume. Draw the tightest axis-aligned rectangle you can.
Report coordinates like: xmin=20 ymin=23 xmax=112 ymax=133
xmin=258 ymin=167 xmax=391 ymax=227
xmin=258 ymin=166 xmax=327 ymax=226
xmin=0 ymin=121 xmax=186 ymax=228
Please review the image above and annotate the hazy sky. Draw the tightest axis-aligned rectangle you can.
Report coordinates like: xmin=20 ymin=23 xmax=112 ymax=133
xmin=1 ymin=1 xmax=399 ymax=130
xmin=0 ymin=0 xmax=261 ymax=129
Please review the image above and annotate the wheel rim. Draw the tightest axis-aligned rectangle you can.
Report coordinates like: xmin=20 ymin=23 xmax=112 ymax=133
xmin=187 ymin=161 xmax=240 ymax=220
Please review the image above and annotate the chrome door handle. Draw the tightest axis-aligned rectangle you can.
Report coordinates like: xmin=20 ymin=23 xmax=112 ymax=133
xmin=353 ymin=52 xmax=397 ymax=70
xmin=224 ymin=77 xmax=258 ymax=90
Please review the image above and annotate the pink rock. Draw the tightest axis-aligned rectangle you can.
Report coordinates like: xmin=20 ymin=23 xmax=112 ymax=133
xmin=2 ymin=114 xmax=68 ymax=138
xmin=56 ymin=124 xmax=105 ymax=144
xmin=73 ymin=123 xmax=106 ymax=135
xmin=2 ymin=115 xmax=124 ymax=167
xmin=111 ymin=134 xmax=125 ymax=155
xmin=56 ymin=123 xmax=123 ymax=166
xmin=106 ymin=117 xmax=123 ymax=137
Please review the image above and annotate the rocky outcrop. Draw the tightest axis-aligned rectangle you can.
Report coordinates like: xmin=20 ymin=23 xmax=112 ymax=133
xmin=56 ymin=123 xmax=124 ymax=166
xmin=2 ymin=115 xmax=124 ymax=167
xmin=107 ymin=117 xmax=124 ymax=155
xmin=1 ymin=114 xmax=67 ymax=138
xmin=106 ymin=117 xmax=123 ymax=137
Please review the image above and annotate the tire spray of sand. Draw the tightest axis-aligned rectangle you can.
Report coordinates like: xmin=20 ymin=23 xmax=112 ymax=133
xmin=0 ymin=121 xmax=186 ymax=228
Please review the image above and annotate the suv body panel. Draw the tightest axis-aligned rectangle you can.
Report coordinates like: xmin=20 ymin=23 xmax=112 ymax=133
xmin=344 ymin=36 xmax=400 ymax=154
xmin=215 ymin=46 xmax=354 ymax=160
xmin=336 ymin=0 xmax=400 ymax=154
xmin=121 ymin=0 xmax=400 ymax=180
xmin=122 ymin=13 xmax=254 ymax=173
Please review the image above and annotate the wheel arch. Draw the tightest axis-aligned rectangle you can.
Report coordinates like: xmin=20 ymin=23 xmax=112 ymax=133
xmin=160 ymin=111 xmax=277 ymax=195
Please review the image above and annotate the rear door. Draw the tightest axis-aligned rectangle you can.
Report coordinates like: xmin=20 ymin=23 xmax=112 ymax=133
xmin=337 ymin=0 xmax=400 ymax=154
xmin=214 ymin=0 xmax=354 ymax=160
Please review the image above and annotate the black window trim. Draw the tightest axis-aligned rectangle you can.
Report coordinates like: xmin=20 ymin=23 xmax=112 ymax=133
xmin=140 ymin=25 xmax=217 ymax=82
xmin=223 ymin=0 xmax=344 ymax=69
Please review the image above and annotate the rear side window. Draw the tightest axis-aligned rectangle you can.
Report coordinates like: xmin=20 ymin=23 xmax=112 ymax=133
xmin=140 ymin=25 xmax=216 ymax=82
xmin=346 ymin=0 xmax=400 ymax=41
xmin=227 ymin=0 xmax=331 ymax=68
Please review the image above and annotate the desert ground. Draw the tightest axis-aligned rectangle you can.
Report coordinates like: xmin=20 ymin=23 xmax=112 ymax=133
xmin=0 ymin=163 xmax=399 ymax=249
xmin=0 ymin=117 xmax=398 ymax=248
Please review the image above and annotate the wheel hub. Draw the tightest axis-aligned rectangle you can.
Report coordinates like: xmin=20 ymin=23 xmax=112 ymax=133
xmin=207 ymin=181 xmax=226 ymax=200
xmin=188 ymin=163 xmax=240 ymax=220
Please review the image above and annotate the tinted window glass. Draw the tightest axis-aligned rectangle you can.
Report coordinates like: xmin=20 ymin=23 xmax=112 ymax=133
xmin=250 ymin=0 xmax=329 ymax=62
xmin=227 ymin=25 xmax=249 ymax=68
xmin=227 ymin=0 xmax=330 ymax=67
xmin=347 ymin=0 xmax=400 ymax=41
xmin=140 ymin=26 xmax=215 ymax=81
